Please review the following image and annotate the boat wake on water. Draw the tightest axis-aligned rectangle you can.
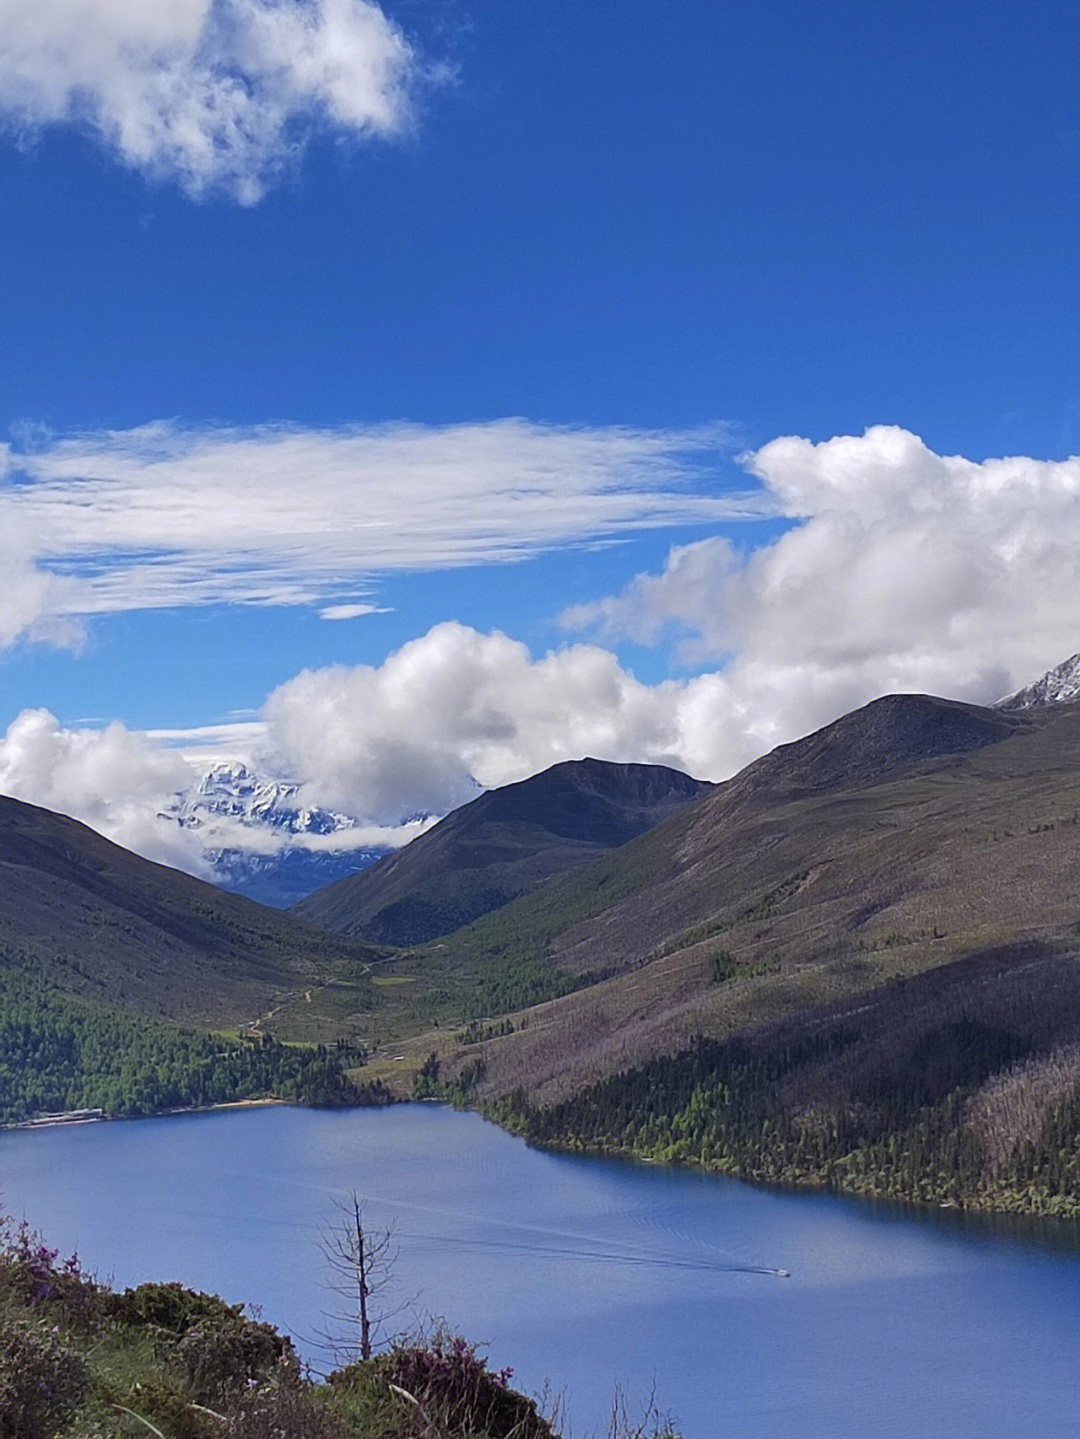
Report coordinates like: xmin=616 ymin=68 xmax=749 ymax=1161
xmin=396 ymin=1227 xmax=790 ymax=1278
xmin=328 ymin=1191 xmax=791 ymax=1279
xmin=162 ymin=1188 xmax=792 ymax=1280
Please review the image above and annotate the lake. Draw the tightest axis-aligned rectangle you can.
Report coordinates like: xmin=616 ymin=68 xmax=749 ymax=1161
xmin=1 ymin=1102 xmax=1079 ymax=1438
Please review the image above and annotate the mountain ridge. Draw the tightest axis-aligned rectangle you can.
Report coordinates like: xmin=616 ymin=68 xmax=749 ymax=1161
xmin=996 ymin=651 xmax=1080 ymax=710
xmin=365 ymin=691 xmax=1080 ymax=1113
xmin=292 ymin=757 xmax=712 ymax=946
xmin=0 ymin=791 xmax=382 ymax=1033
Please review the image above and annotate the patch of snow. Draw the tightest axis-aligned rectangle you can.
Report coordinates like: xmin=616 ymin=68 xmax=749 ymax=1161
xmin=162 ymin=762 xmax=384 ymax=906
xmin=995 ymin=652 xmax=1080 ymax=711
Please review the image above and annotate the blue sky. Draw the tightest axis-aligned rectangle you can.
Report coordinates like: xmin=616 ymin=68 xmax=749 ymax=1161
xmin=2 ymin=0 xmax=1080 ymax=864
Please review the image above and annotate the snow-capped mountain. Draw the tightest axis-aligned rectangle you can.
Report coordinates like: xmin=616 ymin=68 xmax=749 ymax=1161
xmin=996 ymin=652 xmax=1080 ymax=711
xmin=166 ymin=763 xmax=389 ymax=908
xmin=176 ymin=762 xmax=361 ymax=839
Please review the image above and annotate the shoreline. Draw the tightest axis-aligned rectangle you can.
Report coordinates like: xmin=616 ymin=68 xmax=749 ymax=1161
xmin=511 ymin=1127 xmax=1080 ymax=1222
xmin=2 ymin=1095 xmax=288 ymax=1133
xmin=7 ymin=1093 xmax=1080 ymax=1223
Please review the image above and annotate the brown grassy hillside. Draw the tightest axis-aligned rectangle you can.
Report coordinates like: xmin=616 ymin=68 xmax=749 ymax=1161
xmin=369 ymin=696 xmax=1080 ymax=1107
xmin=0 ymin=794 xmax=384 ymax=1033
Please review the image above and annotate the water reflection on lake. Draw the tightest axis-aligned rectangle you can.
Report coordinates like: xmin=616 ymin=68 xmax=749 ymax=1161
xmin=2 ymin=1103 xmax=1079 ymax=1438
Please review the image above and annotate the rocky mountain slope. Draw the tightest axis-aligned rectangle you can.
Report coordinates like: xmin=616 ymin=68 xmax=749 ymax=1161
xmin=292 ymin=758 xmax=712 ymax=945
xmin=997 ymin=651 xmax=1080 ymax=710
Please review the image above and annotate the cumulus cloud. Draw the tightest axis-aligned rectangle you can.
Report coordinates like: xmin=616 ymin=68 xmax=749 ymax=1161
xmin=0 ymin=708 xmax=203 ymax=869
xmin=0 ymin=708 xmax=430 ymax=876
xmin=259 ymin=429 xmax=1080 ymax=815
xmin=0 ymin=418 xmax=738 ymax=648
xmin=261 ymin=621 xmax=721 ymax=817
xmin=0 ymin=0 xmax=426 ymax=202
xmin=260 ymin=621 xmax=907 ymax=817
xmin=562 ymin=425 xmax=1080 ymax=747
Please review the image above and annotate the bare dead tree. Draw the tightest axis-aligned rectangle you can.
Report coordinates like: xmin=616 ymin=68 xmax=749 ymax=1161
xmin=607 ymin=1381 xmax=682 ymax=1439
xmin=317 ymin=1191 xmax=400 ymax=1364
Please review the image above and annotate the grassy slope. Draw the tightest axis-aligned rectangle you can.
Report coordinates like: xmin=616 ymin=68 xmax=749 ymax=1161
xmin=0 ymin=794 xmax=385 ymax=1038
xmin=363 ymin=700 xmax=1080 ymax=1206
xmin=292 ymin=759 xmax=711 ymax=946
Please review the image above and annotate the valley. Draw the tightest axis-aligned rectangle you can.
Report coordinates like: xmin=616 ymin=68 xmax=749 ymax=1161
xmin=5 ymin=661 xmax=1080 ymax=1216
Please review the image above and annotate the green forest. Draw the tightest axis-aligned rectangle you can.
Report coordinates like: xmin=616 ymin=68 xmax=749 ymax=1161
xmin=0 ymin=949 xmax=388 ymax=1125
xmin=517 ymin=1025 xmax=1080 ymax=1217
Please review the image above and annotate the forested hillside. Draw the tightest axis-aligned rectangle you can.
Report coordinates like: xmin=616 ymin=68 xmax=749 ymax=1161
xmin=0 ymin=949 xmax=387 ymax=1124
xmin=0 ymin=793 xmax=383 ymax=1033
xmin=362 ymin=694 xmax=1080 ymax=1214
xmin=517 ymin=941 xmax=1080 ymax=1215
xmin=385 ymin=695 xmax=1080 ymax=1103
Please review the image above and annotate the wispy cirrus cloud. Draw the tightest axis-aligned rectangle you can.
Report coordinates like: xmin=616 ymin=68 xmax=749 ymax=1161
xmin=0 ymin=418 xmax=744 ymax=648
xmin=319 ymin=602 xmax=392 ymax=621
xmin=0 ymin=0 xmax=431 ymax=203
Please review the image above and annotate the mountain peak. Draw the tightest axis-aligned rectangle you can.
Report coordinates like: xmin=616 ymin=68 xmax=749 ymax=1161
xmin=292 ymin=757 xmax=711 ymax=945
xmin=165 ymin=762 xmax=383 ymax=907
xmin=726 ymin=692 xmax=1020 ymax=806
xmin=996 ymin=653 xmax=1080 ymax=711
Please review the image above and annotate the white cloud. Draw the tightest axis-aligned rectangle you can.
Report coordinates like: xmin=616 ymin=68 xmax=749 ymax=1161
xmin=258 ymin=429 xmax=1080 ymax=817
xmin=262 ymin=621 xmax=722 ymax=818
xmin=144 ymin=720 xmax=270 ymax=767
xmin=0 ymin=418 xmax=739 ymax=648
xmin=561 ymin=426 xmax=1080 ymax=750
xmin=0 ymin=708 xmax=429 ymax=877
xmin=0 ymin=708 xmax=203 ymax=869
xmin=0 ymin=0 xmax=426 ymax=202
xmin=0 ymin=532 xmax=89 ymax=652
xmin=12 ymin=425 xmax=1080 ymax=862
xmin=319 ymin=602 xmax=389 ymax=620
xmin=260 ymin=621 xmax=904 ymax=819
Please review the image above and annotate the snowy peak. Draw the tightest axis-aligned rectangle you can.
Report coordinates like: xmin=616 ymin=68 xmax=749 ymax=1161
xmin=160 ymin=761 xmax=388 ymax=908
xmin=996 ymin=652 xmax=1080 ymax=711
xmin=181 ymin=762 xmax=358 ymax=838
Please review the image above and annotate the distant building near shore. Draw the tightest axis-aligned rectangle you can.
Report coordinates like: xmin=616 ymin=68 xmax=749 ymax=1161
xmin=24 ymin=1108 xmax=105 ymax=1128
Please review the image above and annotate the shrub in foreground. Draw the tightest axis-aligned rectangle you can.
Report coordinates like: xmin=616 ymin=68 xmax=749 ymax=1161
xmin=332 ymin=1331 xmax=555 ymax=1438
xmin=0 ymin=1320 xmax=89 ymax=1439
xmin=0 ymin=1217 xmax=102 ymax=1327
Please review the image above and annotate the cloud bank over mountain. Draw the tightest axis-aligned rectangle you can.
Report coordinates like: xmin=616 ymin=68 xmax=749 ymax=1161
xmin=261 ymin=428 xmax=1080 ymax=818
xmin=0 ymin=707 xmax=426 ymax=878
xmin=0 ymin=0 xmax=428 ymax=202
xmin=5 ymin=426 xmax=1080 ymax=872
xmin=0 ymin=708 xmax=200 ymax=869
xmin=565 ymin=425 xmax=1080 ymax=710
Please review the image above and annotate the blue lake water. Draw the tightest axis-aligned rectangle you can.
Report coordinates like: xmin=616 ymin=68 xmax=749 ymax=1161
xmin=1 ymin=1102 xmax=1079 ymax=1438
